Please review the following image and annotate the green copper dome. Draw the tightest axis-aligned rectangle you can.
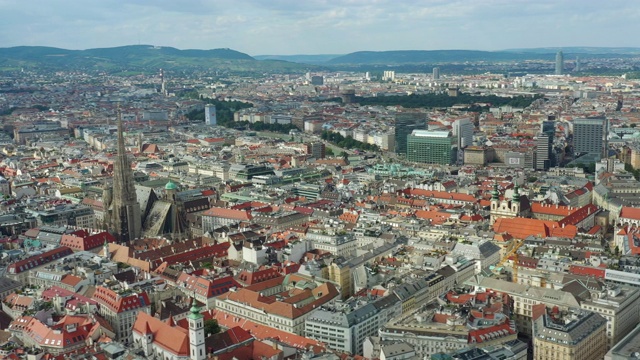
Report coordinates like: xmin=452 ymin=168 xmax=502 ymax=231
xmin=165 ymin=180 xmax=178 ymax=191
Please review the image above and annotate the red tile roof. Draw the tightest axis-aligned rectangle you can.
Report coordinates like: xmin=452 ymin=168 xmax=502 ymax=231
xmin=132 ymin=312 xmax=189 ymax=356
xmin=91 ymin=286 xmax=150 ymax=314
xmin=60 ymin=231 xmax=114 ymax=251
xmin=203 ymin=207 xmax=252 ymax=221
xmin=493 ymin=217 xmax=577 ymax=239
xmin=7 ymin=247 xmax=73 ymax=274
xmin=620 ymin=206 xmax=640 ymax=221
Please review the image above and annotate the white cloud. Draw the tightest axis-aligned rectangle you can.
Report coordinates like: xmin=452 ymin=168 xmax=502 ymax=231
xmin=0 ymin=0 xmax=637 ymax=54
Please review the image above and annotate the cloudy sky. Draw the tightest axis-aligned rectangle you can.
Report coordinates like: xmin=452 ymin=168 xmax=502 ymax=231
xmin=0 ymin=0 xmax=637 ymax=55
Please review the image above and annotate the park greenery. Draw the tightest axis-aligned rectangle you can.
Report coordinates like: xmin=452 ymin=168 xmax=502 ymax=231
xmin=355 ymin=93 xmax=542 ymax=110
xmin=321 ymin=130 xmax=379 ymax=152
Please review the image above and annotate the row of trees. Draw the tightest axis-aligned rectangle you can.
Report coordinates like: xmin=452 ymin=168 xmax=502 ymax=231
xmin=321 ymin=130 xmax=379 ymax=152
xmin=184 ymin=98 xmax=253 ymax=127
xmin=356 ymin=93 xmax=542 ymax=110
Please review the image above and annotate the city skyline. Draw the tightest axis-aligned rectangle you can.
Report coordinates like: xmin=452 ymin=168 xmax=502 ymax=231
xmin=1 ymin=0 xmax=639 ymax=55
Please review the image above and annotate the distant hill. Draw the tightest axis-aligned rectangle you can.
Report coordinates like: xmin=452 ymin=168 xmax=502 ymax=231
xmin=254 ymin=54 xmax=342 ymax=64
xmin=0 ymin=45 xmax=315 ymax=73
xmin=327 ymin=49 xmax=639 ymax=65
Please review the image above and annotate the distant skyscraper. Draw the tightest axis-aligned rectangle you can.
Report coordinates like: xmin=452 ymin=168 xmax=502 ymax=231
xmin=575 ymin=56 xmax=581 ymax=72
xmin=394 ymin=112 xmax=426 ymax=155
xmin=382 ymin=71 xmax=395 ymax=81
xmin=205 ymin=105 xmax=217 ymax=126
xmin=432 ymin=67 xmax=440 ymax=80
xmin=555 ymin=50 xmax=564 ymax=75
xmin=573 ymin=118 xmax=606 ymax=158
xmin=159 ymin=68 xmax=166 ymax=96
xmin=105 ymin=110 xmax=142 ymax=243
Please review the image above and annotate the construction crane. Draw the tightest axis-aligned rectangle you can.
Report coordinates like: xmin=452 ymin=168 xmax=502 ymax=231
xmin=495 ymin=238 xmax=525 ymax=283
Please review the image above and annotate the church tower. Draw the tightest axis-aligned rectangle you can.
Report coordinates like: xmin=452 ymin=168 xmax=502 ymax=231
xmin=108 ymin=110 xmax=142 ymax=243
xmin=511 ymin=184 xmax=521 ymax=214
xmin=188 ymin=301 xmax=206 ymax=360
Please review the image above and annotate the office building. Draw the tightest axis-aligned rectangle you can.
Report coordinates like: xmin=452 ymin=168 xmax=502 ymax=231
xmin=406 ymin=130 xmax=456 ymax=165
xmin=555 ymin=50 xmax=564 ymax=75
xmin=310 ymin=75 xmax=324 ymax=85
xmin=433 ymin=67 xmax=440 ymax=80
xmin=573 ymin=118 xmax=606 ymax=158
xmin=452 ymin=118 xmax=474 ymax=149
xmin=304 ymin=295 xmax=400 ymax=355
xmin=306 ymin=142 xmax=325 ymax=159
xmin=535 ymin=132 xmax=552 ymax=170
xmin=532 ymin=306 xmax=607 ymax=360
xmin=605 ymin=325 xmax=640 ymax=360
xmin=541 ymin=120 xmax=555 ymax=136
xmin=204 ymin=105 xmax=217 ymax=126
xmin=394 ymin=112 xmax=426 ymax=155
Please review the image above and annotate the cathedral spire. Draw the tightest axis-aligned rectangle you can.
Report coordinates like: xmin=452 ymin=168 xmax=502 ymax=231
xmin=108 ymin=106 xmax=142 ymax=243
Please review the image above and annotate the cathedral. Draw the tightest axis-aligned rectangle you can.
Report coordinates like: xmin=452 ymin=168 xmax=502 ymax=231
xmin=103 ymin=111 xmax=142 ymax=243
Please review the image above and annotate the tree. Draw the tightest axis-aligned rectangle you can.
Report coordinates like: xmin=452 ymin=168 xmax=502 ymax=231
xmin=204 ymin=319 xmax=220 ymax=336
xmin=325 ymin=147 xmax=334 ymax=157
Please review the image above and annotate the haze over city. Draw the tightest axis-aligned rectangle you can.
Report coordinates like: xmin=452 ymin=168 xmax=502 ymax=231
xmin=1 ymin=0 xmax=639 ymax=54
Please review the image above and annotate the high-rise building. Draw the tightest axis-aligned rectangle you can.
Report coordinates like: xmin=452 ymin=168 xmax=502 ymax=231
xmin=394 ymin=112 xmax=426 ymax=155
xmin=382 ymin=71 xmax=395 ymax=81
xmin=104 ymin=111 xmax=142 ymax=243
xmin=307 ymin=142 xmax=325 ymax=159
xmin=541 ymin=120 xmax=555 ymax=136
xmin=573 ymin=118 xmax=606 ymax=158
xmin=204 ymin=105 xmax=217 ymax=126
xmin=432 ymin=67 xmax=440 ymax=80
xmin=535 ymin=132 xmax=552 ymax=171
xmin=406 ymin=130 xmax=456 ymax=165
xmin=575 ymin=56 xmax=581 ymax=72
xmin=555 ymin=50 xmax=564 ymax=75
xmin=452 ymin=118 xmax=474 ymax=149
xmin=310 ymin=76 xmax=324 ymax=85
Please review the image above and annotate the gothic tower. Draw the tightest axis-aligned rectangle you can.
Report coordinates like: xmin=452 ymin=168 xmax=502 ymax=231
xmin=188 ymin=301 xmax=206 ymax=360
xmin=109 ymin=110 xmax=142 ymax=243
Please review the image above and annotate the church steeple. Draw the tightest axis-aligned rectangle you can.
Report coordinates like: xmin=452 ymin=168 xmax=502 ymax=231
xmin=108 ymin=107 xmax=142 ymax=243
xmin=188 ymin=300 xmax=205 ymax=360
xmin=491 ymin=181 xmax=500 ymax=201
xmin=512 ymin=184 xmax=520 ymax=202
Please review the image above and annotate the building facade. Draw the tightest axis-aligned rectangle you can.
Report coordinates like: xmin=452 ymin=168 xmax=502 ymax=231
xmin=394 ymin=112 xmax=426 ymax=155
xmin=406 ymin=130 xmax=456 ymax=165
xmin=573 ymin=118 xmax=606 ymax=158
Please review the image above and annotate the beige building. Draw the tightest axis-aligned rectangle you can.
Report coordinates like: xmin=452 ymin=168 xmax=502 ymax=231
xmin=533 ymin=306 xmax=607 ymax=360
xmin=579 ymin=286 xmax=640 ymax=349
xmin=214 ymin=274 xmax=339 ymax=335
